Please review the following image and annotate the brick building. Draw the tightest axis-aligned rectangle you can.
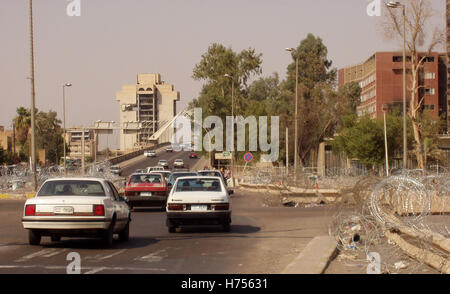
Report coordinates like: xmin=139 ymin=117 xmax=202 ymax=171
xmin=338 ymin=52 xmax=447 ymax=123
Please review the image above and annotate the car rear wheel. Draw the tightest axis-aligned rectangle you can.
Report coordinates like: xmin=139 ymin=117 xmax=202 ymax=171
xmin=29 ymin=230 xmax=41 ymax=245
xmin=223 ymin=223 xmax=231 ymax=232
xmin=119 ymin=221 xmax=130 ymax=242
xmin=51 ymin=236 xmax=61 ymax=242
xmin=102 ymin=220 xmax=115 ymax=248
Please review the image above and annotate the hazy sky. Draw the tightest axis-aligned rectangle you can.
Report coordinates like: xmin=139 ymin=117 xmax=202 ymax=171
xmin=0 ymin=0 xmax=445 ymax=149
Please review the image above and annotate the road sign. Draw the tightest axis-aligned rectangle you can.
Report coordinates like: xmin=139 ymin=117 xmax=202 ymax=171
xmin=244 ymin=152 xmax=254 ymax=163
xmin=215 ymin=152 xmax=232 ymax=160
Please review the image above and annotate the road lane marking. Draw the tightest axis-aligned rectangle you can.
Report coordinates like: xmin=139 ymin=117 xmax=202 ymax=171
xmin=0 ymin=264 xmax=167 ymax=272
xmin=84 ymin=267 xmax=106 ymax=274
xmin=135 ymin=249 xmax=167 ymax=263
xmin=84 ymin=249 xmax=127 ymax=262
xmin=97 ymin=249 xmax=127 ymax=260
xmin=43 ymin=249 xmax=67 ymax=258
xmin=15 ymin=249 xmax=59 ymax=262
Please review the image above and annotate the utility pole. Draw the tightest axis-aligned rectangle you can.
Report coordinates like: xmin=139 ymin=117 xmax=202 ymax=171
xmin=286 ymin=128 xmax=289 ymax=175
xmin=81 ymin=128 xmax=85 ymax=176
xmin=12 ymin=122 xmax=16 ymax=155
xmin=29 ymin=0 xmax=37 ymax=191
xmin=285 ymin=48 xmax=299 ymax=175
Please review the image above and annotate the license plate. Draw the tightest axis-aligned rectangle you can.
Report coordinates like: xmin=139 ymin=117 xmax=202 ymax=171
xmin=141 ymin=192 xmax=153 ymax=197
xmin=191 ymin=205 xmax=208 ymax=211
xmin=54 ymin=206 xmax=74 ymax=215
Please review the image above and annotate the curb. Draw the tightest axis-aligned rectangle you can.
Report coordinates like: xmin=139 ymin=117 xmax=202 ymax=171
xmin=0 ymin=193 xmax=35 ymax=200
xmin=281 ymin=235 xmax=338 ymax=274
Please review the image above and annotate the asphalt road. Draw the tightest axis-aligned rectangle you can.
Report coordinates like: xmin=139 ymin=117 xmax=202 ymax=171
xmin=120 ymin=150 xmax=199 ymax=177
xmin=0 ymin=151 xmax=334 ymax=274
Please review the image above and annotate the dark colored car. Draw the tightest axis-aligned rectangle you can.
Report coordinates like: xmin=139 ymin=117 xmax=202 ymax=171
xmin=166 ymin=172 xmax=198 ymax=192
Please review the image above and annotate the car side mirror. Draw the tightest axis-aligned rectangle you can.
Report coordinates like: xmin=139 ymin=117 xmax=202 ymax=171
xmin=228 ymin=189 xmax=234 ymax=195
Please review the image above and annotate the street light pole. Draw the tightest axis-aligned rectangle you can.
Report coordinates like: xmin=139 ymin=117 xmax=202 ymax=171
xmin=382 ymin=104 xmax=390 ymax=177
xmin=402 ymin=4 xmax=407 ymax=169
xmin=29 ymin=0 xmax=37 ymax=191
xmin=386 ymin=1 xmax=407 ymax=169
xmin=63 ymin=83 xmax=72 ymax=175
xmin=285 ymin=48 xmax=299 ymax=174
xmin=224 ymin=74 xmax=235 ymax=187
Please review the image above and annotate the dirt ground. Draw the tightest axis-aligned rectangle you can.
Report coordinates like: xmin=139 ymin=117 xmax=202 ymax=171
xmin=325 ymin=236 xmax=441 ymax=274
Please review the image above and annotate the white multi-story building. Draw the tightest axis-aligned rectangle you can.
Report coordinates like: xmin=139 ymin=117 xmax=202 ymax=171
xmin=115 ymin=74 xmax=180 ymax=151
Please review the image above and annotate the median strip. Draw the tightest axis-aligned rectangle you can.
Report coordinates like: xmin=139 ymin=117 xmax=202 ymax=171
xmin=282 ymin=236 xmax=337 ymax=274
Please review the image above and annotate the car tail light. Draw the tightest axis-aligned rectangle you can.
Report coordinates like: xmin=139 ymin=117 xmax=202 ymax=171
xmin=213 ymin=204 xmax=229 ymax=211
xmin=156 ymin=191 xmax=167 ymax=196
xmin=167 ymin=204 xmax=184 ymax=211
xmin=93 ymin=205 xmax=105 ymax=216
xmin=25 ymin=205 xmax=36 ymax=216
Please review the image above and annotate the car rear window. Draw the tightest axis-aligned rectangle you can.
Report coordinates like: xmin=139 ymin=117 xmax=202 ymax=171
xmin=175 ymin=179 xmax=222 ymax=192
xmin=37 ymin=180 xmax=106 ymax=197
xmin=130 ymin=174 xmax=162 ymax=184
xmin=199 ymin=171 xmax=221 ymax=177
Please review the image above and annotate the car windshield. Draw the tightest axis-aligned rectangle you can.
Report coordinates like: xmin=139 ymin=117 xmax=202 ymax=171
xmin=130 ymin=174 xmax=162 ymax=184
xmin=175 ymin=179 xmax=222 ymax=192
xmin=37 ymin=180 xmax=106 ymax=197
xmin=198 ymin=171 xmax=221 ymax=177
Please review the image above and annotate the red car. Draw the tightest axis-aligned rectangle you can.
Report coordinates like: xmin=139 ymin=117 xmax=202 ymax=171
xmin=189 ymin=152 xmax=198 ymax=159
xmin=125 ymin=173 xmax=168 ymax=209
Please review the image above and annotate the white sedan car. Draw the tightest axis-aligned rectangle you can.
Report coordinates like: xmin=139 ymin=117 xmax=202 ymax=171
xmin=166 ymin=176 xmax=231 ymax=233
xmin=173 ymin=159 xmax=185 ymax=168
xmin=22 ymin=178 xmax=131 ymax=247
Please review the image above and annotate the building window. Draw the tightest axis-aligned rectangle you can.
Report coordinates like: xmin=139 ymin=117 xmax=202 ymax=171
xmin=423 ymin=72 xmax=435 ymax=79
xmin=422 ymin=105 xmax=435 ymax=110
xmin=424 ymin=88 xmax=435 ymax=95
xmin=423 ymin=56 xmax=435 ymax=63
xmin=393 ymin=56 xmax=412 ymax=62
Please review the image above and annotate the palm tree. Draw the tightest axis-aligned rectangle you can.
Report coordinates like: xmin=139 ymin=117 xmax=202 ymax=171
xmin=13 ymin=107 xmax=31 ymax=147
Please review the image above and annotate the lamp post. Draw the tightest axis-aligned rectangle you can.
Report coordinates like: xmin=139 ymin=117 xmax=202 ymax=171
xmin=63 ymin=83 xmax=72 ymax=175
xmin=386 ymin=1 xmax=407 ymax=169
xmin=224 ymin=74 xmax=236 ymax=187
xmin=382 ymin=104 xmax=390 ymax=177
xmin=29 ymin=0 xmax=37 ymax=191
xmin=285 ymin=48 xmax=299 ymax=174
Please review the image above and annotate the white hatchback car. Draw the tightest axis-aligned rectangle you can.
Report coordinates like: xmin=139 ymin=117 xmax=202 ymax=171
xmin=22 ymin=178 xmax=131 ymax=247
xmin=166 ymin=176 xmax=231 ymax=233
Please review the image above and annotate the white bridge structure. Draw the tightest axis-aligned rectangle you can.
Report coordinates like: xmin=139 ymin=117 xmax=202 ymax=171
xmin=93 ymin=108 xmax=194 ymax=152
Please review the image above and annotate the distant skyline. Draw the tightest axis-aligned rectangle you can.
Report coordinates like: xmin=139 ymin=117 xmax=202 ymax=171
xmin=0 ymin=0 xmax=445 ymax=149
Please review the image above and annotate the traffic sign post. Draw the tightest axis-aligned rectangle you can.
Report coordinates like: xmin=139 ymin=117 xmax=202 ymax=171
xmin=244 ymin=152 xmax=254 ymax=163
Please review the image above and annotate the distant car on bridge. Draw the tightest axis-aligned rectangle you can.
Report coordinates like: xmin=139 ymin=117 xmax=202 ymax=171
xmin=144 ymin=150 xmax=156 ymax=157
xmin=147 ymin=166 xmax=165 ymax=173
xmin=173 ymin=159 xmax=185 ymax=168
xmin=158 ymin=160 xmax=169 ymax=169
